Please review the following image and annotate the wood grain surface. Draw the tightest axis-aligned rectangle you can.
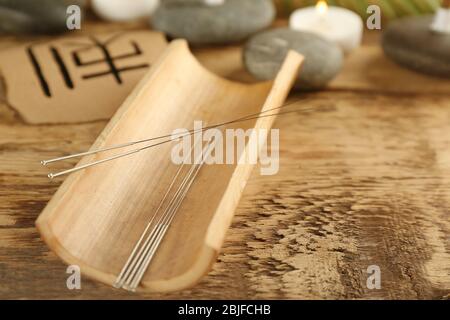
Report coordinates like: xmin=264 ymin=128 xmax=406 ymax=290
xmin=0 ymin=21 xmax=449 ymax=299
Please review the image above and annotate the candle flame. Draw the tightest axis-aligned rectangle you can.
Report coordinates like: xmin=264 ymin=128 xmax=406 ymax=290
xmin=316 ymin=0 xmax=328 ymax=16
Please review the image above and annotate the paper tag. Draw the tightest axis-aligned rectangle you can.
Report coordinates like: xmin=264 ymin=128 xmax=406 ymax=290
xmin=0 ymin=30 xmax=168 ymax=123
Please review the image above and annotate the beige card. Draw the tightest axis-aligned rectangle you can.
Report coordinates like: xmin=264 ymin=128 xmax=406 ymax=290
xmin=0 ymin=31 xmax=168 ymax=124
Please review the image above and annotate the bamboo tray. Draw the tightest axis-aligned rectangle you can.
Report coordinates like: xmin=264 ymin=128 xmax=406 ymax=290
xmin=36 ymin=39 xmax=303 ymax=293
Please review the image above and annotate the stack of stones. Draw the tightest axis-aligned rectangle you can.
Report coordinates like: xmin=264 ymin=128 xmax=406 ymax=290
xmin=151 ymin=0 xmax=343 ymax=90
xmin=243 ymin=28 xmax=343 ymax=90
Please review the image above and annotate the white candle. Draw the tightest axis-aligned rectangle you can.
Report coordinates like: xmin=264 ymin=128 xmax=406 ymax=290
xmin=92 ymin=0 xmax=160 ymax=22
xmin=204 ymin=0 xmax=225 ymax=5
xmin=289 ymin=1 xmax=363 ymax=54
xmin=431 ymin=7 xmax=450 ymax=34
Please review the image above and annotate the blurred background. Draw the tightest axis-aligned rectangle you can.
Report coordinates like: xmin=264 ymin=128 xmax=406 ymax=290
xmin=0 ymin=0 xmax=447 ymax=37
xmin=274 ymin=0 xmax=442 ymax=19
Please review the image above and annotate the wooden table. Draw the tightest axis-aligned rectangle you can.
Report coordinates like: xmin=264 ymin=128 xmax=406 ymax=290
xmin=0 ymin=23 xmax=449 ymax=299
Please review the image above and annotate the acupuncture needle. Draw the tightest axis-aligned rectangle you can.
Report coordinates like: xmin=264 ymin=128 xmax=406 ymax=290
xmin=45 ymin=105 xmax=331 ymax=179
xmin=114 ymin=137 xmax=202 ymax=289
xmin=41 ymin=97 xmax=314 ymax=165
xmin=121 ymin=140 xmax=214 ymax=290
xmin=116 ymin=136 xmax=205 ymax=289
xmin=123 ymin=158 xmax=201 ymax=290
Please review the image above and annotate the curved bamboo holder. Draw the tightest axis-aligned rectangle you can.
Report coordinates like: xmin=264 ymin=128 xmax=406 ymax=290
xmin=36 ymin=39 xmax=303 ymax=293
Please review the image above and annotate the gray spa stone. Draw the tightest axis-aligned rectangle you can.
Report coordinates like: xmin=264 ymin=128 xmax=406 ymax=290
xmin=244 ymin=28 xmax=343 ymax=90
xmin=0 ymin=0 xmax=85 ymax=34
xmin=151 ymin=0 xmax=275 ymax=45
xmin=383 ymin=15 xmax=450 ymax=78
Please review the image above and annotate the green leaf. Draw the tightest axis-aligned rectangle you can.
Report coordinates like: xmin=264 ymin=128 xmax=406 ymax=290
xmin=390 ymin=0 xmax=421 ymax=16
xmin=370 ymin=0 xmax=398 ymax=19
xmin=349 ymin=0 xmax=370 ymax=17
xmin=411 ymin=0 xmax=434 ymax=12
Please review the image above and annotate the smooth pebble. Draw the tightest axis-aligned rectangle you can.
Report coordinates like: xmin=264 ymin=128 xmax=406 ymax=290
xmin=383 ymin=15 xmax=450 ymax=78
xmin=151 ymin=0 xmax=275 ymax=45
xmin=244 ymin=28 xmax=344 ymax=90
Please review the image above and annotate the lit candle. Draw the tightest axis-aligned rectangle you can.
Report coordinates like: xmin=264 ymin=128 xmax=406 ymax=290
xmin=289 ymin=0 xmax=363 ymax=54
